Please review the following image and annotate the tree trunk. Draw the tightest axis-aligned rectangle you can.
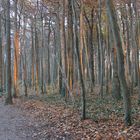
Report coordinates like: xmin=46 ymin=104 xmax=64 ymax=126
xmin=106 ymin=0 xmax=132 ymax=126
xmin=112 ymin=48 xmax=121 ymax=100
xmin=60 ymin=0 xmax=66 ymax=97
xmin=72 ymin=0 xmax=86 ymax=119
xmin=13 ymin=0 xmax=19 ymax=98
xmin=5 ymin=0 xmax=13 ymax=104
xmin=0 ymin=14 xmax=2 ymax=93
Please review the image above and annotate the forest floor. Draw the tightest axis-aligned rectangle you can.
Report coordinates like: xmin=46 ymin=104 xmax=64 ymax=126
xmin=0 ymin=87 xmax=140 ymax=140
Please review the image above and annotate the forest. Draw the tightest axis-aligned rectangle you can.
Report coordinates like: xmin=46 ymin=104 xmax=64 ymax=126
xmin=0 ymin=0 xmax=140 ymax=139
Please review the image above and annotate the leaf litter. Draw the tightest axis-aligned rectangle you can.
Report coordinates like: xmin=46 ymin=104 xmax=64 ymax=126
xmin=17 ymin=93 xmax=140 ymax=140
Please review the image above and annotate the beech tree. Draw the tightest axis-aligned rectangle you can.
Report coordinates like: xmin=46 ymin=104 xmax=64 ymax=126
xmin=13 ymin=0 xmax=19 ymax=98
xmin=5 ymin=0 xmax=13 ymax=104
xmin=106 ymin=0 xmax=131 ymax=126
xmin=0 ymin=14 xmax=2 ymax=93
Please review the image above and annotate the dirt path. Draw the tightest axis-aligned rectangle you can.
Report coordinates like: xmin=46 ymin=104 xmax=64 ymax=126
xmin=0 ymin=97 xmax=34 ymax=140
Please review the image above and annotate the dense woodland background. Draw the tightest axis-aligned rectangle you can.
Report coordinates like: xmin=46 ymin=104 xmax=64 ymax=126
xmin=0 ymin=0 xmax=140 ymax=138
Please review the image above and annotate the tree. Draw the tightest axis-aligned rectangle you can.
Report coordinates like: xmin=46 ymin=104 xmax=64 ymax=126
xmin=72 ymin=0 xmax=86 ymax=119
xmin=106 ymin=0 xmax=132 ymax=126
xmin=13 ymin=0 xmax=19 ymax=98
xmin=5 ymin=0 xmax=13 ymax=105
xmin=0 ymin=14 xmax=2 ymax=93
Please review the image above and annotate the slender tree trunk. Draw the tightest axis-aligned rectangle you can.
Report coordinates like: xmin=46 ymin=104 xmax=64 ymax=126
xmin=98 ymin=0 xmax=104 ymax=98
xmin=5 ymin=0 xmax=13 ymax=104
xmin=31 ymin=24 xmax=35 ymax=88
xmin=67 ymin=0 xmax=74 ymax=97
xmin=23 ymin=17 xmax=27 ymax=97
xmin=35 ymin=29 xmax=39 ymax=95
xmin=72 ymin=0 xmax=86 ymax=119
xmin=106 ymin=0 xmax=132 ymax=126
xmin=13 ymin=32 xmax=19 ymax=98
xmin=60 ymin=0 xmax=66 ymax=97
xmin=112 ymin=47 xmax=121 ymax=100
xmin=47 ymin=19 xmax=51 ymax=85
xmin=84 ymin=9 xmax=95 ymax=89
xmin=41 ymin=14 xmax=44 ymax=94
xmin=13 ymin=0 xmax=19 ymax=98
xmin=0 ymin=14 xmax=2 ymax=93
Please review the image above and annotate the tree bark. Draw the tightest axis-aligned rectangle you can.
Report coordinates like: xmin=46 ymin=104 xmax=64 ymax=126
xmin=5 ymin=0 xmax=13 ymax=104
xmin=106 ymin=0 xmax=132 ymax=126
xmin=72 ymin=0 xmax=86 ymax=119
xmin=0 ymin=14 xmax=2 ymax=93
